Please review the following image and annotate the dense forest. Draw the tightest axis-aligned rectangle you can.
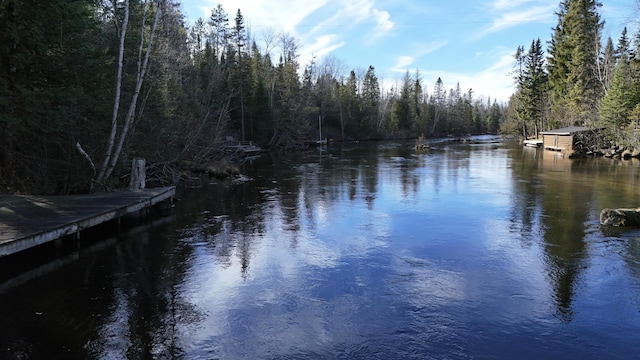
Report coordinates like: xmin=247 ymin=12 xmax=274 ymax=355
xmin=504 ymin=0 xmax=640 ymax=152
xmin=2 ymin=0 xmax=632 ymax=195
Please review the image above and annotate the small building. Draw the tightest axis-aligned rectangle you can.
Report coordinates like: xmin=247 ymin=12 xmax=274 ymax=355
xmin=539 ymin=126 xmax=594 ymax=153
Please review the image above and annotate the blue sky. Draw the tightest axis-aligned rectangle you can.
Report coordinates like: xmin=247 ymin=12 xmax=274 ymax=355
xmin=179 ymin=0 xmax=637 ymax=103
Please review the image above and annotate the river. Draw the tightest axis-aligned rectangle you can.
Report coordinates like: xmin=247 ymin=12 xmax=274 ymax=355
xmin=2 ymin=138 xmax=640 ymax=359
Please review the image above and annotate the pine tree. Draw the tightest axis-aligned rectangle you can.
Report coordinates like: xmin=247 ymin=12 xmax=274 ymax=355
xmin=361 ymin=66 xmax=380 ymax=134
xmin=548 ymin=0 xmax=603 ymax=125
xmin=517 ymin=39 xmax=548 ymax=137
xmin=208 ymin=4 xmax=229 ymax=61
xmin=600 ymin=37 xmax=616 ymax=91
xmin=232 ymin=9 xmax=247 ymax=141
xmin=599 ymin=55 xmax=633 ymax=139
xmin=430 ymin=77 xmax=446 ymax=135
xmin=391 ymin=71 xmax=411 ymax=132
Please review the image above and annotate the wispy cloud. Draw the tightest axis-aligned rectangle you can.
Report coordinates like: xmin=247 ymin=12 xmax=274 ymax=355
xmin=300 ymin=35 xmax=346 ymax=65
xmin=421 ymin=51 xmax=516 ymax=102
xmin=490 ymin=0 xmax=539 ymax=10
xmin=473 ymin=2 xmax=556 ymax=40
xmin=394 ymin=56 xmax=415 ymax=70
xmin=369 ymin=8 xmax=394 ymax=42
xmin=197 ymin=0 xmax=329 ymax=33
xmin=391 ymin=40 xmax=448 ymax=72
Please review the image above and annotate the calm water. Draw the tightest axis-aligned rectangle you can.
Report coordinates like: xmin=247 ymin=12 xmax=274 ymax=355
xmin=2 ymin=139 xmax=640 ymax=359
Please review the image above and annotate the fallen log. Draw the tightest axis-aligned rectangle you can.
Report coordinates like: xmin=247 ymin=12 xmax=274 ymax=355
xmin=600 ymin=208 xmax=640 ymax=226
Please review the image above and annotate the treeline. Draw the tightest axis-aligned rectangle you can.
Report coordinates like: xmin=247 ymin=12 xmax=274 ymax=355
xmin=504 ymin=0 xmax=640 ymax=150
xmin=0 ymin=0 xmax=505 ymax=195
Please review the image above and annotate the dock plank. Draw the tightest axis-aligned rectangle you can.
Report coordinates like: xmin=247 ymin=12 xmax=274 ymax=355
xmin=0 ymin=187 xmax=175 ymax=256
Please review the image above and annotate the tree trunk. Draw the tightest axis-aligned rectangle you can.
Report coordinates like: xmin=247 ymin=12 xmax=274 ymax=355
xmin=103 ymin=1 xmax=161 ymax=182
xmin=96 ymin=0 xmax=130 ymax=184
xmin=100 ymin=0 xmax=162 ymax=184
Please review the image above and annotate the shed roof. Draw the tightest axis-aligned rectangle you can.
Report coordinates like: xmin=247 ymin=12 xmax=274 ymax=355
xmin=539 ymin=126 xmax=593 ymax=136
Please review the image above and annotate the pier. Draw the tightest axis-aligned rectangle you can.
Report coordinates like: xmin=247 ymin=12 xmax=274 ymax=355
xmin=0 ymin=187 xmax=175 ymax=257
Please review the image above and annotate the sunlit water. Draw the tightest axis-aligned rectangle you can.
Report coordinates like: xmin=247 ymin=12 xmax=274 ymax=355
xmin=2 ymin=138 xmax=640 ymax=359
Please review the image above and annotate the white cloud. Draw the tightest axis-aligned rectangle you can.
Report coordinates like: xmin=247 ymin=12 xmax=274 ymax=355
xmin=369 ymin=9 xmax=394 ymax=41
xmin=391 ymin=40 xmax=448 ymax=72
xmin=421 ymin=51 xmax=516 ymax=103
xmin=222 ymin=0 xmax=329 ymax=31
xmin=300 ymin=35 xmax=346 ymax=66
xmin=394 ymin=56 xmax=415 ymax=70
xmin=490 ymin=0 xmax=539 ymax=10
xmin=473 ymin=4 xmax=556 ymax=39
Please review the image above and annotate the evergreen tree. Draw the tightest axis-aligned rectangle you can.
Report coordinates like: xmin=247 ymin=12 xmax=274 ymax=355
xmin=517 ymin=39 xmax=548 ymax=138
xmin=232 ymin=9 xmax=248 ymax=141
xmin=361 ymin=66 xmax=380 ymax=134
xmin=208 ymin=4 xmax=229 ymax=60
xmin=600 ymin=37 xmax=616 ymax=91
xmin=599 ymin=55 xmax=634 ymax=140
xmin=430 ymin=77 xmax=446 ymax=135
xmin=391 ymin=71 xmax=412 ymax=132
xmin=548 ymin=0 xmax=603 ymax=125
xmin=0 ymin=0 xmax=110 ymax=193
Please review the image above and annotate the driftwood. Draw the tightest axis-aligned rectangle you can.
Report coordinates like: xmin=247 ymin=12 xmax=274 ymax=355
xmin=600 ymin=208 xmax=640 ymax=226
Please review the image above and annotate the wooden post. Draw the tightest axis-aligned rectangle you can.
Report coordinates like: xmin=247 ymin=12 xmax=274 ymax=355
xmin=129 ymin=158 xmax=146 ymax=190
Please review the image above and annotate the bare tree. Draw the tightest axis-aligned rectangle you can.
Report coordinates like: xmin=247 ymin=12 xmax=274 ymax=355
xmin=96 ymin=0 xmax=163 ymax=185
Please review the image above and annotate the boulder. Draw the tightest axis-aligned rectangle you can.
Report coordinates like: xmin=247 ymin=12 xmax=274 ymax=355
xmin=600 ymin=208 xmax=640 ymax=226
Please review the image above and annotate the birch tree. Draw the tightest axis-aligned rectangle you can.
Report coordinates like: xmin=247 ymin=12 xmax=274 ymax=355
xmin=96 ymin=0 xmax=163 ymax=185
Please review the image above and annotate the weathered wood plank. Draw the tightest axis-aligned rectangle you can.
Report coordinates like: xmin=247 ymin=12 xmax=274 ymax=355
xmin=0 ymin=187 xmax=174 ymax=256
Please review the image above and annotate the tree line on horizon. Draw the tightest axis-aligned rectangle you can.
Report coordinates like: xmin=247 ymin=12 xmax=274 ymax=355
xmin=504 ymin=0 xmax=640 ymax=151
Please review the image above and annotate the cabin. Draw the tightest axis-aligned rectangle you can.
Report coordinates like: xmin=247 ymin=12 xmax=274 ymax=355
xmin=539 ymin=126 xmax=594 ymax=153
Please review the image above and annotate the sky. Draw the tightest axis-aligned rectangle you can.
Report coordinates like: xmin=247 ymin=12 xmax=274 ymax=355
xmin=179 ymin=0 xmax=638 ymax=103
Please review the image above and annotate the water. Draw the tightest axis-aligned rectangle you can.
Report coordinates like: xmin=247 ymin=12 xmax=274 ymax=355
xmin=2 ymin=138 xmax=640 ymax=359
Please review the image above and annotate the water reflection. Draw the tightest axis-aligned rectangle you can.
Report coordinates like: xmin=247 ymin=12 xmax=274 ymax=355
xmin=3 ymin=140 xmax=640 ymax=359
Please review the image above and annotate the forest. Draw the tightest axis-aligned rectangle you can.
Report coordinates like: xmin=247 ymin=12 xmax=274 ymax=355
xmin=1 ymin=0 xmax=631 ymax=195
xmin=505 ymin=0 xmax=640 ymax=153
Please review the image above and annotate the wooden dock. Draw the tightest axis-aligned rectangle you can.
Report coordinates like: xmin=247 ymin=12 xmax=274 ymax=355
xmin=523 ymin=139 xmax=543 ymax=148
xmin=0 ymin=187 xmax=175 ymax=257
xmin=223 ymin=141 xmax=262 ymax=155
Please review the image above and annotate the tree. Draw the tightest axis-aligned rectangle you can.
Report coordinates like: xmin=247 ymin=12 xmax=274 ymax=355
xmin=517 ymin=39 xmax=548 ymax=138
xmin=361 ymin=66 xmax=380 ymax=134
xmin=599 ymin=37 xmax=616 ymax=91
xmin=548 ymin=0 xmax=603 ymax=126
xmin=430 ymin=77 xmax=446 ymax=135
xmin=599 ymin=52 xmax=634 ymax=139
xmin=391 ymin=71 xmax=412 ymax=132
xmin=208 ymin=4 xmax=229 ymax=60
xmin=96 ymin=0 xmax=164 ymax=186
xmin=232 ymin=9 xmax=247 ymax=141
xmin=0 ymin=0 xmax=110 ymax=193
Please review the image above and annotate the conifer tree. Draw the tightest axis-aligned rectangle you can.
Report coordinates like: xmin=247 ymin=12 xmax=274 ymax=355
xmin=362 ymin=66 xmax=380 ymax=134
xmin=599 ymin=55 xmax=633 ymax=139
xmin=517 ymin=39 xmax=548 ymax=137
xmin=600 ymin=37 xmax=616 ymax=91
xmin=547 ymin=0 xmax=603 ymax=125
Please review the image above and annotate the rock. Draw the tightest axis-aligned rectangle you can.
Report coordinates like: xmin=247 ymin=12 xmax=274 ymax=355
xmin=600 ymin=208 xmax=640 ymax=226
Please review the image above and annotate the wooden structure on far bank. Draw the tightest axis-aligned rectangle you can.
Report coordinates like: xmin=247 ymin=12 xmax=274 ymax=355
xmin=539 ymin=126 xmax=596 ymax=153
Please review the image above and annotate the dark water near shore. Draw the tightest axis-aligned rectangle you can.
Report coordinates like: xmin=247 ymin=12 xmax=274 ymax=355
xmin=2 ymin=138 xmax=640 ymax=359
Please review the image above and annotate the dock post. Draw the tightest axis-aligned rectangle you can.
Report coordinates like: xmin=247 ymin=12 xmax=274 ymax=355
xmin=129 ymin=158 xmax=146 ymax=190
